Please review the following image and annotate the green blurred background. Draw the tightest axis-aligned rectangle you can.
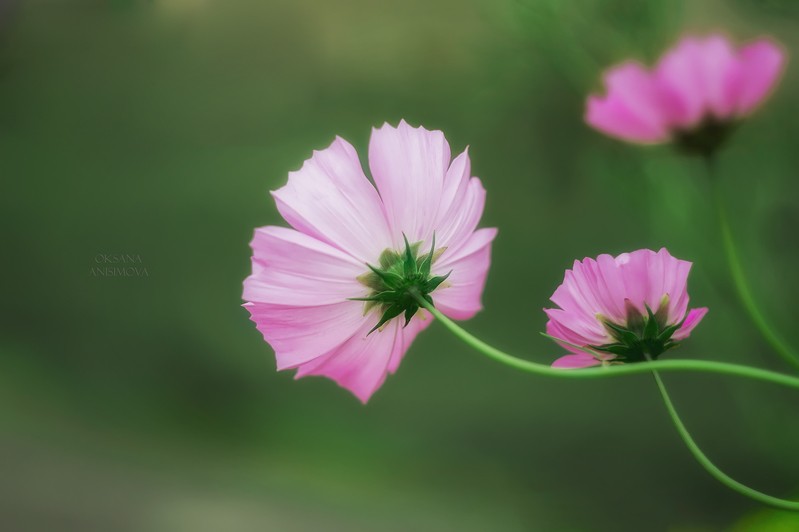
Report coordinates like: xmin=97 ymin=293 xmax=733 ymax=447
xmin=2 ymin=0 xmax=799 ymax=530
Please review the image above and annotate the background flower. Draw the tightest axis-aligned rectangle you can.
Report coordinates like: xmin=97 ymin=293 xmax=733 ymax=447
xmin=243 ymin=121 xmax=497 ymax=402
xmin=545 ymin=248 xmax=708 ymax=368
xmin=586 ymin=34 xmax=785 ymax=148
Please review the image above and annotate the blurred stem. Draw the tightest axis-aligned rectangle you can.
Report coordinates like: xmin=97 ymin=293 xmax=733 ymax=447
xmin=706 ymin=155 xmax=799 ymax=371
xmin=414 ymin=297 xmax=799 ymax=390
xmin=650 ymin=366 xmax=799 ymax=511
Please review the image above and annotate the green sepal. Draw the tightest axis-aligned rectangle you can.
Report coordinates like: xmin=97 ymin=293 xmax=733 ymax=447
xmin=424 ymin=271 xmax=452 ymax=293
xmin=601 ymin=318 xmax=640 ymax=346
xmin=654 ymin=294 xmax=670 ymax=328
xmin=402 ymin=234 xmax=417 ymax=279
xmin=378 ymin=249 xmax=402 ymax=270
xmin=643 ymin=304 xmax=660 ymax=340
xmin=356 ymin=271 xmax=383 ymax=292
xmin=404 ymin=304 xmax=419 ymax=327
xmin=587 ymin=302 xmax=688 ymax=364
xmin=589 ymin=343 xmax=631 ymax=357
xmin=368 ymin=303 xmax=405 ymax=335
xmin=418 ymin=233 xmax=436 ymax=278
xmin=366 ymin=263 xmax=403 ymax=289
xmin=624 ymin=299 xmax=645 ymax=335
xmin=656 ymin=322 xmax=681 ymax=343
xmin=357 ymin=235 xmax=450 ymax=333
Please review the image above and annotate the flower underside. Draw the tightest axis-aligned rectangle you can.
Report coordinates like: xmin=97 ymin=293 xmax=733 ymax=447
xmin=673 ymin=116 xmax=735 ymax=157
xmin=591 ymin=295 xmax=684 ymax=363
xmin=353 ymin=234 xmax=450 ymax=335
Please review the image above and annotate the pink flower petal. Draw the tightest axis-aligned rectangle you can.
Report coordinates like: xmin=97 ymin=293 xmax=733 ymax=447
xmin=369 ymin=120 xmax=451 ymax=245
xmin=658 ymin=248 xmax=692 ymax=321
xmin=655 ymin=37 xmax=716 ymax=128
xmin=387 ymin=312 xmax=433 ymax=374
xmin=659 ymin=35 xmax=740 ymax=120
xmin=433 ymin=153 xmax=488 ymax=255
xmin=552 ymin=353 xmax=602 ymax=369
xmin=243 ymin=226 xmax=364 ymax=306
xmin=672 ymin=307 xmax=708 ymax=341
xmin=594 ymin=253 xmax=630 ymax=321
xmin=295 ymin=315 xmax=428 ymax=403
xmin=244 ymin=301 xmax=365 ymax=371
xmin=585 ymin=62 xmax=671 ymax=143
xmin=545 ymin=308 xmax=609 ymax=347
xmin=272 ymin=136 xmax=392 ymax=263
xmin=433 ymin=228 xmax=497 ymax=320
xmin=735 ymin=39 xmax=785 ymax=115
xmin=569 ymin=256 xmax=624 ymax=322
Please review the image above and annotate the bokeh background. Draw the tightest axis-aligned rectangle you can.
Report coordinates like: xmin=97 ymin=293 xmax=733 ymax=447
xmin=2 ymin=0 xmax=799 ymax=530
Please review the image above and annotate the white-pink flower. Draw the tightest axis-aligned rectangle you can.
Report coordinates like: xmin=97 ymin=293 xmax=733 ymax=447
xmin=243 ymin=121 xmax=497 ymax=402
xmin=545 ymin=248 xmax=708 ymax=369
xmin=586 ymin=34 xmax=785 ymax=150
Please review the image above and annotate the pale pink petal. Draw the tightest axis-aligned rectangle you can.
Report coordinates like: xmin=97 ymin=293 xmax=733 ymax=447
xmin=436 ymin=149 xmax=471 ymax=229
xmin=657 ymin=248 xmax=692 ymax=321
xmin=272 ymin=136 xmax=392 ymax=262
xmin=433 ymin=228 xmax=497 ymax=320
xmin=244 ymin=302 xmax=364 ymax=370
xmin=550 ymin=268 xmax=601 ymax=322
xmin=585 ymin=62 xmax=670 ymax=143
xmin=640 ymin=249 xmax=666 ymax=313
xmin=387 ymin=312 xmax=433 ymax=374
xmin=569 ymin=257 xmax=624 ymax=322
xmin=616 ymin=249 xmax=656 ymax=315
xmin=552 ymin=353 xmax=602 ymax=369
xmin=654 ymin=38 xmax=711 ymax=128
xmin=593 ymin=253 xmax=630 ymax=321
xmin=435 ymin=176 xmax=487 ymax=258
xmin=693 ymin=35 xmax=740 ymax=118
xmin=243 ymin=226 xmax=364 ymax=306
xmin=294 ymin=317 xmax=400 ymax=403
xmin=369 ymin=120 xmax=450 ymax=245
xmin=734 ymin=39 xmax=785 ymax=115
xmin=545 ymin=308 xmax=609 ymax=346
xmin=672 ymin=307 xmax=708 ymax=341
xmin=431 ymin=150 xmax=488 ymax=255
xmin=655 ymin=35 xmax=745 ymax=124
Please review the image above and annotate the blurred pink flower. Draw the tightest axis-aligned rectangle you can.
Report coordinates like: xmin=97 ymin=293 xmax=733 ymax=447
xmin=586 ymin=34 xmax=785 ymax=151
xmin=243 ymin=120 xmax=497 ymax=402
xmin=545 ymin=248 xmax=708 ymax=369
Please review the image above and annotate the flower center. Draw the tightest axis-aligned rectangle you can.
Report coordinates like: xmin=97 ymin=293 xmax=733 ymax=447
xmin=673 ymin=116 xmax=735 ymax=157
xmin=353 ymin=234 xmax=450 ymax=334
xmin=590 ymin=295 xmax=684 ymax=363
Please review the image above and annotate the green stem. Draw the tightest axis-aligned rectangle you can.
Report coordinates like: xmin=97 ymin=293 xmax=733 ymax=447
xmin=416 ymin=298 xmax=799 ymax=390
xmin=414 ymin=296 xmax=799 ymax=509
xmin=707 ymin=157 xmax=799 ymax=371
xmin=651 ymin=369 xmax=799 ymax=511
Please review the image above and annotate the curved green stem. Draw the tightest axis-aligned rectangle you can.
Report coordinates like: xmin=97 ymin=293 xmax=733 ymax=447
xmin=415 ymin=297 xmax=799 ymax=509
xmin=651 ymin=369 xmax=799 ymax=511
xmin=416 ymin=298 xmax=799 ymax=390
xmin=707 ymin=157 xmax=799 ymax=371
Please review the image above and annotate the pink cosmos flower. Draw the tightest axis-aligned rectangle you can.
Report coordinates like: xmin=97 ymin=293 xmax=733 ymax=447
xmin=545 ymin=248 xmax=708 ymax=369
xmin=586 ymin=34 xmax=785 ymax=152
xmin=243 ymin=120 xmax=497 ymax=402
